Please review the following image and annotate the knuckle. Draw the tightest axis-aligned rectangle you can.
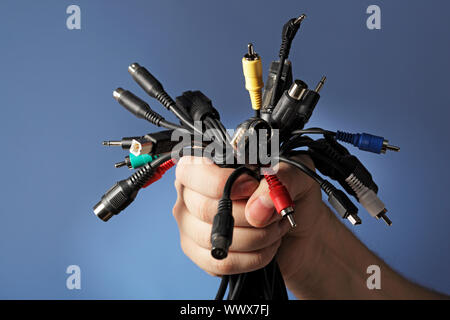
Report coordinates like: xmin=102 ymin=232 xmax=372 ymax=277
xmin=172 ymin=200 xmax=181 ymax=220
xmin=172 ymin=184 xmax=184 ymax=221
xmin=193 ymin=225 xmax=211 ymax=248
xmin=211 ymin=174 xmax=229 ymax=199
xmin=198 ymin=198 xmax=214 ymax=223
xmin=212 ymin=257 xmax=234 ymax=275
xmin=252 ymin=227 xmax=271 ymax=247
xmin=175 ymin=161 xmax=186 ymax=182
xmin=251 ymin=251 xmax=266 ymax=269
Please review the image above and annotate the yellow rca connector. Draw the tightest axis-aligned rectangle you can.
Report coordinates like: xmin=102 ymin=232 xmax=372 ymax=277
xmin=242 ymin=43 xmax=263 ymax=111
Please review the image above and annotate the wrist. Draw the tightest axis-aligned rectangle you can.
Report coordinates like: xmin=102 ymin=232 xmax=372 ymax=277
xmin=280 ymin=201 xmax=339 ymax=296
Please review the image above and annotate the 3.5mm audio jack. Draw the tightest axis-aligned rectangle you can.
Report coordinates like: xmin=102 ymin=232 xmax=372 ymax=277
xmin=314 ymin=76 xmax=326 ymax=93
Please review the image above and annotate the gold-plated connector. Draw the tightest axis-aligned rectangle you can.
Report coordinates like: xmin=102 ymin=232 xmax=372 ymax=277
xmin=242 ymin=43 xmax=264 ymax=111
xmin=314 ymin=76 xmax=327 ymax=93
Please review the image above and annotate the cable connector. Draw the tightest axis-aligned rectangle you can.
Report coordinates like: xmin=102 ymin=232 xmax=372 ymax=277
xmin=279 ymin=14 xmax=306 ymax=59
xmin=128 ymin=130 xmax=178 ymax=156
xmin=264 ymin=174 xmax=296 ymax=228
xmin=93 ymin=179 xmax=139 ymax=222
xmin=335 ymin=131 xmax=400 ymax=154
xmin=93 ymin=155 xmax=172 ymax=221
xmin=128 ymin=63 xmax=169 ymax=107
xmin=102 ymin=136 xmax=140 ymax=150
xmin=321 ymin=181 xmax=361 ymax=225
xmin=142 ymin=159 xmax=175 ymax=188
xmin=113 ymin=88 xmax=180 ymax=130
xmin=271 ymin=79 xmax=308 ymax=136
xmin=242 ymin=43 xmax=264 ymax=111
xmin=261 ymin=60 xmax=292 ymax=118
xmin=211 ymin=198 xmax=234 ymax=260
xmin=128 ymin=62 xmax=199 ymax=134
xmin=345 ymin=174 xmax=391 ymax=226
xmin=176 ymin=90 xmax=220 ymax=121
xmin=296 ymin=76 xmax=326 ymax=125
xmin=113 ymin=88 xmax=163 ymax=123
xmin=115 ymin=153 xmax=159 ymax=169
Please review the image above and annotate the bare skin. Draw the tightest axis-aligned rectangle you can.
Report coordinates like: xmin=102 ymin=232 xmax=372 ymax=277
xmin=172 ymin=155 xmax=447 ymax=299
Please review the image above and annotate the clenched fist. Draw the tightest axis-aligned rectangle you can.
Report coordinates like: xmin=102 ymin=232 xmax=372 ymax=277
xmin=172 ymin=155 xmax=332 ymax=293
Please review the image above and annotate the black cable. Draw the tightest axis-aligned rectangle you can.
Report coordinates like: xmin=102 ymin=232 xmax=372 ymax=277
xmin=128 ymin=63 xmax=200 ymax=135
xmin=271 ymin=259 xmax=288 ymax=300
xmin=270 ymin=15 xmax=306 ymax=107
xmin=228 ymin=273 xmax=247 ymax=300
xmin=170 ymin=104 xmax=201 ymax=134
xmin=222 ymin=166 xmax=259 ymax=199
xmin=215 ymin=119 xmax=232 ymax=145
xmin=280 ymin=135 xmax=314 ymax=154
xmin=291 ymin=128 xmax=336 ymax=136
xmin=277 ymin=156 xmax=361 ymax=224
xmin=227 ymin=275 xmax=236 ymax=300
xmin=275 ymin=156 xmax=324 ymax=185
xmin=215 ymin=275 xmax=229 ymax=300
xmin=263 ymin=264 xmax=272 ymax=300
xmin=307 ymin=150 xmax=348 ymax=179
xmin=270 ymin=58 xmax=287 ymax=107
xmin=113 ymin=88 xmax=186 ymax=131
xmin=205 ymin=117 xmax=225 ymax=145
xmin=158 ymin=119 xmax=185 ymax=131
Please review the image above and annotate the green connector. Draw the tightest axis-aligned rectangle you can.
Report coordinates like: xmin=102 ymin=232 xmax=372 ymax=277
xmin=115 ymin=153 xmax=159 ymax=169
xmin=129 ymin=153 xmax=159 ymax=169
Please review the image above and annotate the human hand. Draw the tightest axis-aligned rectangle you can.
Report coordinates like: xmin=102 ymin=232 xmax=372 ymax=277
xmin=172 ymin=155 xmax=331 ymax=289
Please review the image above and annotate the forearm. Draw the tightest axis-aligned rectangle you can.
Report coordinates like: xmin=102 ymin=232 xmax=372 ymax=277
xmin=285 ymin=203 xmax=447 ymax=299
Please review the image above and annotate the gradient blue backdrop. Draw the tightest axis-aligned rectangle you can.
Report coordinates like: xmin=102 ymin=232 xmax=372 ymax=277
xmin=0 ymin=0 xmax=449 ymax=299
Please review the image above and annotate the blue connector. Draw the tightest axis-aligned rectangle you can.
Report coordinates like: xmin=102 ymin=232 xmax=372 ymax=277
xmin=335 ymin=131 xmax=400 ymax=154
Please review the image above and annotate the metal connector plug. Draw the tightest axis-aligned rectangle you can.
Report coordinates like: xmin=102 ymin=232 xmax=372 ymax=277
xmin=381 ymin=140 xmax=400 ymax=153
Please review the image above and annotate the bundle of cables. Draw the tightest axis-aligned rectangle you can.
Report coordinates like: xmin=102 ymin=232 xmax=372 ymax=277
xmin=93 ymin=14 xmax=399 ymax=300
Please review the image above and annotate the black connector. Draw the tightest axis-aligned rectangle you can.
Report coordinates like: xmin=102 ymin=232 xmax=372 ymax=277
xmin=93 ymin=164 xmax=155 ymax=221
xmin=176 ymin=91 xmax=220 ymax=122
xmin=103 ymin=130 xmax=180 ymax=156
xmin=93 ymin=179 xmax=140 ymax=222
xmin=128 ymin=63 xmax=167 ymax=104
xmin=93 ymin=154 xmax=172 ymax=221
xmin=296 ymin=77 xmax=326 ymax=125
xmin=113 ymin=88 xmax=162 ymax=121
xmin=128 ymin=62 xmax=200 ymax=134
xmin=309 ymin=137 xmax=378 ymax=196
xmin=321 ymin=181 xmax=361 ymax=225
xmin=211 ymin=198 xmax=234 ymax=260
xmin=261 ymin=60 xmax=293 ymax=119
xmin=279 ymin=15 xmax=306 ymax=60
xmin=113 ymin=88 xmax=181 ymax=130
xmin=270 ymin=14 xmax=306 ymax=107
xmin=271 ymin=79 xmax=308 ymax=137
xmin=129 ymin=130 xmax=181 ymax=156
xmin=102 ymin=136 xmax=140 ymax=150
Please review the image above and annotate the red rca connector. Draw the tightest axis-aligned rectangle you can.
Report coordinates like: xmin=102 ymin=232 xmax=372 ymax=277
xmin=142 ymin=159 xmax=175 ymax=188
xmin=264 ymin=174 xmax=296 ymax=228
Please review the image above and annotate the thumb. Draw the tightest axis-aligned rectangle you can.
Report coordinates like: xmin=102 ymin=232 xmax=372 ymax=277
xmin=245 ymin=179 xmax=278 ymax=228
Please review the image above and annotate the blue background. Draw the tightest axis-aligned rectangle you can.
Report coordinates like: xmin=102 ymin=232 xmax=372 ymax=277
xmin=0 ymin=0 xmax=449 ymax=299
